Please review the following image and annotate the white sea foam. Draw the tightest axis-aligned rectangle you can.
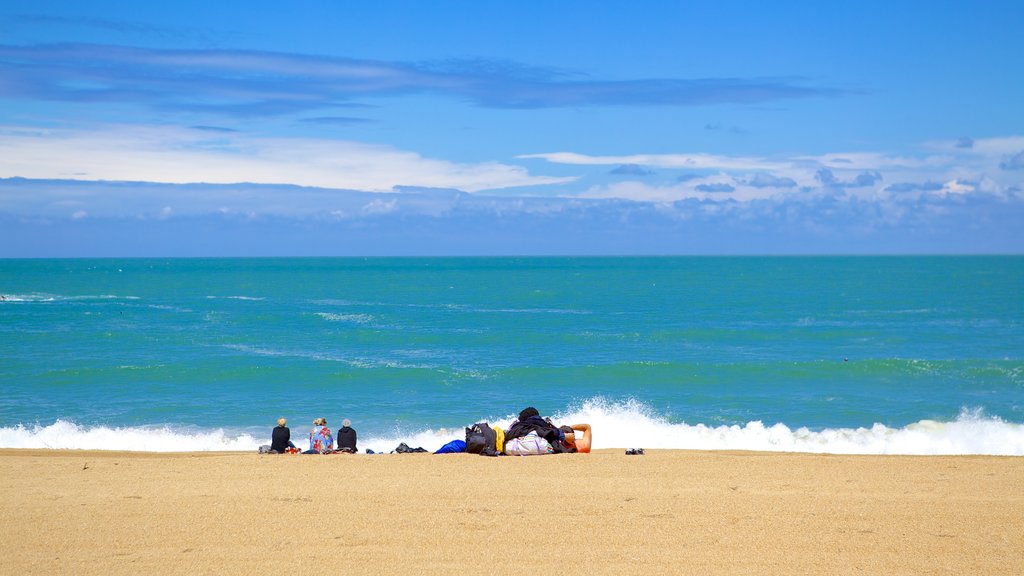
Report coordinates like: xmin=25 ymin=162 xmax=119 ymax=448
xmin=376 ymin=401 xmax=1024 ymax=455
xmin=315 ymin=312 xmax=373 ymax=323
xmin=1 ymin=293 xmax=56 ymax=302
xmin=221 ymin=343 xmax=428 ymax=370
xmin=469 ymin=307 xmax=592 ymax=315
xmin=0 ymin=420 xmax=260 ymax=452
xmin=360 ymin=427 xmax=471 ymax=455
xmin=205 ymin=295 xmax=265 ymax=301
xmin=0 ymin=293 xmax=138 ymax=302
xmin=540 ymin=400 xmax=1024 ymax=456
xmin=2 ymin=403 xmax=1022 ymax=455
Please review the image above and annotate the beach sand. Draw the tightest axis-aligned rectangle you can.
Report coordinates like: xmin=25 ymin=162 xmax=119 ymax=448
xmin=1 ymin=449 xmax=1021 ymax=575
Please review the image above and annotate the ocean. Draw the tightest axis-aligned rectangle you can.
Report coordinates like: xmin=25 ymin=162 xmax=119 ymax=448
xmin=1 ymin=256 xmax=1022 ymax=455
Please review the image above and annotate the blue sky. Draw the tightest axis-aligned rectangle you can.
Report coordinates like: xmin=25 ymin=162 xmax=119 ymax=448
xmin=1 ymin=1 xmax=1022 ymax=256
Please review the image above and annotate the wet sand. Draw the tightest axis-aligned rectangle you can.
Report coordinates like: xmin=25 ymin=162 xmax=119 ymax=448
xmin=1 ymin=448 xmax=1021 ymax=575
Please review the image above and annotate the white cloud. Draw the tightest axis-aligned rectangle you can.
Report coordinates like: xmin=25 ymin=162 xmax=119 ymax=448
xmin=518 ymin=151 xmax=779 ymax=171
xmin=524 ymin=137 xmax=1024 ymax=203
xmin=3 ymin=125 xmax=1022 ymax=228
xmin=925 ymin=135 xmax=1024 ymax=155
xmin=0 ymin=124 xmax=574 ymax=193
xmin=361 ymin=198 xmax=398 ymax=215
xmin=579 ymin=176 xmax=792 ymax=203
xmin=794 ymin=151 xmax=950 ymax=171
xmin=941 ymin=179 xmax=976 ymax=195
xmin=580 ymin=181 xmax=686 ymax=202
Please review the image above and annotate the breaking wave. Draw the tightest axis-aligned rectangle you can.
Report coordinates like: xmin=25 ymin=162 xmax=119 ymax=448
xmin=542 ymin=399 xmax=1024 ymax=456
xmin=0 ymin=421 xmax=260 ymax=452
xmin=2 ymin=401 xmax=1021 ymax=455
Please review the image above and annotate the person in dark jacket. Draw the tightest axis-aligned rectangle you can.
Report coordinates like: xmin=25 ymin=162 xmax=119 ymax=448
xmin=518 ymin=406 xmax=540 ymax=421
xmin=504 ymin=407 xmax=573 ymax=453
xmin=336 ymin=419 xmax=358 ymax=453
xmin=269 ymin=418 xmax=295 ymax=453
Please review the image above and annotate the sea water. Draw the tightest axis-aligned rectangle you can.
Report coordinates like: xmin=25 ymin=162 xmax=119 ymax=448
xmin=1 ymin=257 xmax=1022 ymax=455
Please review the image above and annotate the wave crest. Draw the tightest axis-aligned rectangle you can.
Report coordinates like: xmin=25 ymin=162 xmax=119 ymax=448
xmin=0 ymin=420 xmax=259 ymax=452
xmin=545 ymin=400 xmax=1024 ymax=455
xmin=2 ymin=404 xmax=1021 ymax=455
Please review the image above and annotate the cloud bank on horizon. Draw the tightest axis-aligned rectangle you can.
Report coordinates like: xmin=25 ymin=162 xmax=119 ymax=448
xmin=0 ymin=2 xmax=1022 ymax=255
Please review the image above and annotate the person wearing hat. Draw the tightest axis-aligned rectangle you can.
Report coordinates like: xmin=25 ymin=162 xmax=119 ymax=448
xmin=335 ymin=419 xmax=358 ymax=454
xmin=269 ymin=418 xmax=295 ymax=453
xmin=307 ymin=418 xmax=334 ymax=454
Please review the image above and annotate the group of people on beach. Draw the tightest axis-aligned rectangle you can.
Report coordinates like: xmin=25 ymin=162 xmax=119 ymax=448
xmin=265 ymin=417 xmax=358 ymax=455
xmin=263 ymin=407 xmax=591 ymax=456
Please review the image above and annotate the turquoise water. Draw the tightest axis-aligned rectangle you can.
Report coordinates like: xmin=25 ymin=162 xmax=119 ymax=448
xmin=1 ymin=257 xmax=1022 ymax=454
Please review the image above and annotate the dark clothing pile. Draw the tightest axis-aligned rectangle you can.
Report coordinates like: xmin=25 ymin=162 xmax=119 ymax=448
xmin=392 ymin=442 xmax=428 ymax=453
xmin=504 ymin=416 xmax=575 ymax=453
xmin=269 ymin=426 xmax=291 ymax=453
xmin=336 ymin=425 xmax=358 ymax=453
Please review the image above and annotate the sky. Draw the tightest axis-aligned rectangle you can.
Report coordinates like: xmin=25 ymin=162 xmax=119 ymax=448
xmin=1 ymin=1 xmax=1023 ymax=256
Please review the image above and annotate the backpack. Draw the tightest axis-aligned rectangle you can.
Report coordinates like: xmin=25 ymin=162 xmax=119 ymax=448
xmin=464 ymin=422 xmax=500 ymax=456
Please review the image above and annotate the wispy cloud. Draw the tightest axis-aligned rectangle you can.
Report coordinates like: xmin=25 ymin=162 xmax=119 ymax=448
xmin=189 ymin=125 xmax=238 ymax=133
xmin=1 ymin=118 xmax=1020 ymax=254
xmin=704 ymin=122 xmax=746 ymax=135
xmin=695 ymin=183 xmax=735 ymax=193
xmin=0 ymin=43 xmax=844 ymax=117
xmin=885 ymin=181 xmax=944 ymax=192
xmin=0 ymin=124 xmax=573 ymax=192
xmin=525 ymin=137 xmax=1024 ymax=204
xmin=742 ymin=173 xmax=797 ymax=188
xmin=297 ymin=116 xmax=374 ymax=125
xmin=11 ymin=14 xmax=213 ymax=43
xmin=815 ymin=168 xmax=882 ymax=188
xmin=609 ymin=164 xmax=655 ymax=176
xmin=4 ymin=175 xmax=1021 ymax=256
xmin=1000 ymin=150 xmax=1024 ymax=170
xmin=518 ymin=151 xmax=780 ymax=171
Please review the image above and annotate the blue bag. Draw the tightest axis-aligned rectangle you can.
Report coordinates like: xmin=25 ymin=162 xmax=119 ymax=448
xmin=434 ymin=439 xmax=467 ymax=454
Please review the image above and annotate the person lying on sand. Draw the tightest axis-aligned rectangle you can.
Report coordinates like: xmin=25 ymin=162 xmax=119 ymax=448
xmin=558 ymin=423 xmax=592 ymax=453
xmin=504 ymin=407 xmax=591 ymax=455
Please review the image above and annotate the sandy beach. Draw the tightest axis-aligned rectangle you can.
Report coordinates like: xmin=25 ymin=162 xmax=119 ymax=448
xmin=1 ymin=449 xmax=1021 ymax=575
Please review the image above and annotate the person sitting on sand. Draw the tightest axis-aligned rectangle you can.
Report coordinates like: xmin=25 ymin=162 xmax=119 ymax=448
xmin=269 ymin=418 xmax=295 ymax=453
xmin=307 ymin=418 xmax=334 ymax=454
xmin=558 ymin=423 xmax=592 ymax=453
xmin=336 ymin=419 xmax=357 ymax=454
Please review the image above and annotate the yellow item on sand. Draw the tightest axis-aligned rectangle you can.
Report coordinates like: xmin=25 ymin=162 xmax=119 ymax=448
xmin=494 ymin=426 xmax=505 ymax=453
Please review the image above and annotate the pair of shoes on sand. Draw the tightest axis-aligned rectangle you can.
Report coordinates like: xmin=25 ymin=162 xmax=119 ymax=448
xmin=625 ymin=448 xmax=645 ymax=455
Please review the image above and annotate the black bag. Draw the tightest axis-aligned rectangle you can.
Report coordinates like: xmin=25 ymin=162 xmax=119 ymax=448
xmin=465 ymin=422 xmax=499 ymax=456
